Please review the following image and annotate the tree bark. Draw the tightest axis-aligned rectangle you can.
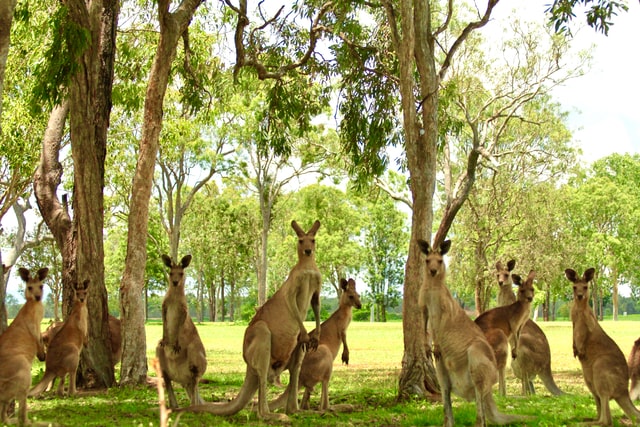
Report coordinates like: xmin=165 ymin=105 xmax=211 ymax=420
xmin=119 ymin=0 xmax=204 ymax=386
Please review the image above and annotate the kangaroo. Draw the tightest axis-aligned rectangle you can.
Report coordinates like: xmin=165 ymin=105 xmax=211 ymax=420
xmin=628 ymin=338 xmax=640 ymax=401
xmin=30 ymin=279 xmax=90 ymax=397
xmin=155 ymin=254 xmax=207 ymax=409
xmin=183 ymin=220 xmax=322 ymax=421
xmin=495 ymin=260 xmax=517 ymax=306
xmin=567 ymin=267 xmax=640 ymax=426
xmin=417 ymin=240 xmax=529 ymax=426
xmin=475 ymin=270 xmax=536 ymax=396
xmin=0 ymin=267 xmax=48 ymax=426
xmin=494 ymin=260 xmax=563 ymax=396
xmin=42 ymin=314 xmax=122 ymax=366
xmin=271 ymin=277 xmax=362 ymax=411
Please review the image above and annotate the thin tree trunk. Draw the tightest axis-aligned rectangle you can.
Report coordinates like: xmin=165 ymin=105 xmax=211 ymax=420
xmin=119 ymin=0 xmax=204 ymax=386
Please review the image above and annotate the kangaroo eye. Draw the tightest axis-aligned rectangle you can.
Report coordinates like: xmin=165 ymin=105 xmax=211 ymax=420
xmin=299 ymin=239 xmax=303 ymax=244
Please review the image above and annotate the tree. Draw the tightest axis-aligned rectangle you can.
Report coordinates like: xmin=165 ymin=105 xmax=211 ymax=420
xmin=363 ymin=194 xmax=408 ymax=322
xmin=0 ymin=0 xmax=16 ymax=131
xmin=119 ymin=0 xmax=205 ymax=386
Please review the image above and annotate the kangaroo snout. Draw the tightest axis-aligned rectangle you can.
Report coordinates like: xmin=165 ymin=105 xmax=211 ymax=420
xmin=304 ymin=249 xmax=312 ymax=256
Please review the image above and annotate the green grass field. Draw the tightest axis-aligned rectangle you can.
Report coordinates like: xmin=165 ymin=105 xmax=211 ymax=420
xmin=17 ymin=319 xmax=640 ymax=426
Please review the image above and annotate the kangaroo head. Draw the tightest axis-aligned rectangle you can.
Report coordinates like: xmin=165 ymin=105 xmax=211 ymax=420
xmin=512 ymin=270 xmax=536 ymax=303
xmin=565 ymin=267 xmax=595 ymax=301
xmin=292 ymin=220 xmax=320 ymax=259
xmin=417 ymin=239 xmax=451 ymax=278
xmin=340 ymin=278 xmax=362 ymax=309
xmin=496 ymin=259 xmax=516 ymax=288
xmin=162 ymin=254 xmax=192 ymax=287
xmin=18 ymin=267 xmax=48 ymax=302
xmin=74 ymin=279 xmax=90 ymax=303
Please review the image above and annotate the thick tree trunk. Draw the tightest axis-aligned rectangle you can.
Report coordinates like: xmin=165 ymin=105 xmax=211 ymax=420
xmin=0 ymin=0 xmax=16 ymax=131
xmin=119 ymin=0 xmax=204 ymax=386
xmin=63 ymin=0 xmax=119 ymax=389
xmin=395 ymin=0 xmax=441 ymax=400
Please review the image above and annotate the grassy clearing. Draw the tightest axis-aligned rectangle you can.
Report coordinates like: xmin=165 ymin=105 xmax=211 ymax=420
xmin=17 ymin=320 xmax=640 ymax=426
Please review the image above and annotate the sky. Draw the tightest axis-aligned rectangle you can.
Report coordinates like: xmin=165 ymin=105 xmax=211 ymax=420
xmin=495 ymin=0 xmax=640 ymax=163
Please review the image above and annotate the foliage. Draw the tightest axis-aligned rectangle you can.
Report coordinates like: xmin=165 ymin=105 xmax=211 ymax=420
xmin=546 ymin=0 xmax=630 ymax=35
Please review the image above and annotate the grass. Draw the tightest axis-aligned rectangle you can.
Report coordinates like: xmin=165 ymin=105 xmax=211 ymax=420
xmin=14 ymin=319 xmax=640 ymax=426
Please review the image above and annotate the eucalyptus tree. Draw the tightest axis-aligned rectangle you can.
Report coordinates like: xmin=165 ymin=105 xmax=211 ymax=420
xmin=362 ymin=192 xmax=408 ymax=322
xmin=182 ymin=183 xmax=258 ymax=322
xmin=118 ymin=0 xmax=205 ymax=386
xmin=0 ymin=0 xmax=52 ymax=331
xmin=562 ymin=154 xmax=640 ymax=320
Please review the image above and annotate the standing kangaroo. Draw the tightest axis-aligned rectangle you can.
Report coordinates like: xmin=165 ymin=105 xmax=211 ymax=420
xmin=567 ymin=267 xmax=640 ymax=425
xmin=156 ymin=254 xmax=207 ymax=409
xmin=0 ymin=267 xmax=48 ymax=425
xmin=30 ymin=279 xmax=90 ymax=397
xmin=271 ymin=277 xmax=362 ymax=411
xmin=494 ymin=260 xmax=563 ymax=396
xmin=184 ymin=220 xmax=322 ymax=422
xmin=418 ymin=240 xmax=529 ymax=427
xmin=475 ymin=269 xmax=536 ymax=396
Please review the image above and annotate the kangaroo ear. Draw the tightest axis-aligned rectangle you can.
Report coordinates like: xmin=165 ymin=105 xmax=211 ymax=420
xmin=18 ymin=268 xmax=30 ymax=282
xmin=526 ymin=270 xmax=536 ymax=283
xmin=2 ymin=264 xmax=11 ymax=274
xmin=161 ymin=254 xmax=173 ymax=268
xmin=440 ymin=240 xmax=452 ymax=256
xmin=340 ymin=278 xmax=348 ymax=291
xmin=565 ymin=268 xmax=578 ymax=283
xmin=83 ymin=279 xmax=90 ymax=289
xmin=180 ymin=255 xmax=192 ymax=269
xmin=495 ymin=261 xmax=503 ymax=271
xmin=417 ymin=239 xmax=431 ymax=255
xmin=308 ymin=220 xmax=321 ymax=235
xmin=507 ymin=259 xmax=516 ymax=272
xmin=584 ymin=268 xmax=596 ymax=282
xmin=348 ymin=278 xmax=356 ymax=290
xmin=511 ymin=274 xmax=522 ymax=285
xmin=37 ymin=268 xmax=49 ymax=281
xmin=291 ymin=220 xmax=305 ymax=237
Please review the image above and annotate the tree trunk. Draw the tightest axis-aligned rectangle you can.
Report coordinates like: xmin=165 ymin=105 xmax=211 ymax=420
xmin=0 ymin=0 xmax=16 ymax=131
xmin=119 ymin=0 xmax=204 ymax=386
xmin=612 ymin=267 xmax=619 ymax=321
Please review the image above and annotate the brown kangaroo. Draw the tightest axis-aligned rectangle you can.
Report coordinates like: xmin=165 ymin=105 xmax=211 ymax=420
xmin=271 ymin=277 xmax=362 ymax=411
xmin=417 ymin=240 xmax=529 ymax=426
xmin=495 ymin=260 xmax=517 ymax=306
xmin=0 ymin=267 xmax=48 ymax=425
xmin=628 ymin=338 xmax=640 ymax=401
xmin=475 ymin=269 xmax=536 ymax=396
xmin=494 ymin=260 xmax=564 ymax=396
xmin=42 ymin=314 xmax=122 ymax=366
xmin=30 ymin=279 xmax=90 ymax=397
xmin=567 ymin=267 xmax=640 ymax=425
xmin=156 ymin=254 xmax=207 ymax=409
xmin=183 ymin=220 xmax=322 ymax=422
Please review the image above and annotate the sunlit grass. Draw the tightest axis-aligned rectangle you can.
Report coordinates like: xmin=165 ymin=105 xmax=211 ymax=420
xmin=18 ymin=319 xmax=640 ymax=426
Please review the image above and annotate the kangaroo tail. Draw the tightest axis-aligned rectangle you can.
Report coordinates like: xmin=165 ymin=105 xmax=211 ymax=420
xmin=485 ymin=394 xmax=535 ymax=425
xmin=540 ymin=367 xmax=565 ymax=396
xmin=617 ymin=395 xmax=640 ymax=423
xmin=268 ymin=387 xmax=290 ymax=411
xmin=179 ymin=367 xmax=258 ymax=415
xmin=29 ymin=371 xmax=56 ymax=397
